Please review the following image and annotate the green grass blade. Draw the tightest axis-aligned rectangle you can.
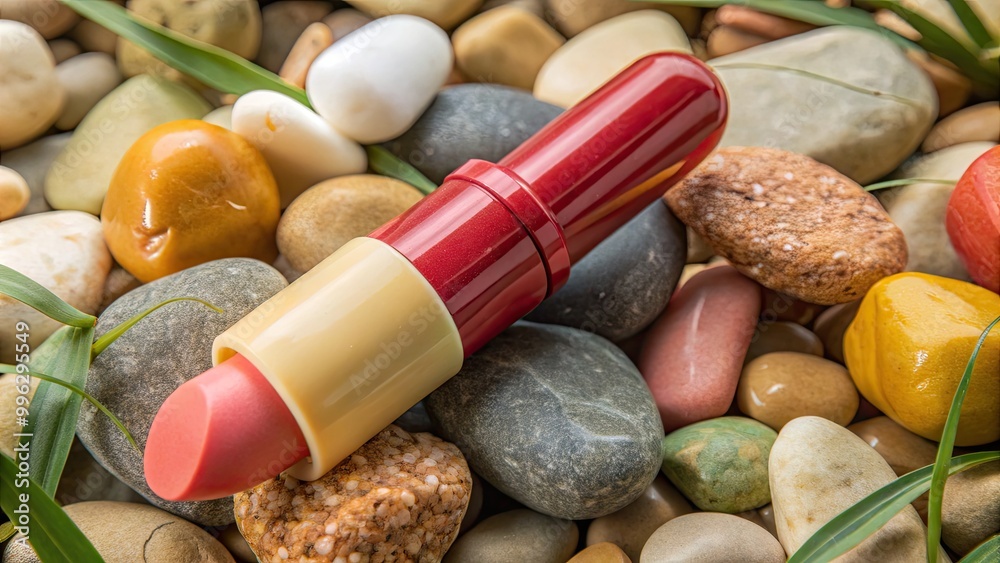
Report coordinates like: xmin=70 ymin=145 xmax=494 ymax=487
xmin=366 ymin=145 xmax=437 ymax=194
xmin=15 ymin=327 xmax=93 ymax=496
xmin=91 ymin=297 xmax=223 ymax=358
xmin=926 ymin=315 xmax=1000 ymax=563
xmin=0 ymin=265 xmax=96 ymax=328
xmin=945 ymin=0 xmax=995 ymax=48
xmin=59 ymin=0 xmax=310 ymax=105
xmin=864 ymin=178 xmax=956 ymax=191
xmin=0 ymin=454 xmax=104 ymax=563
xmin=788 ymin=451 xmax=999 ymax=563
xmin=960 ymin=534 xmax=1000 ymax=562
xmin=0 ymin=363 xmax=138 ymax=453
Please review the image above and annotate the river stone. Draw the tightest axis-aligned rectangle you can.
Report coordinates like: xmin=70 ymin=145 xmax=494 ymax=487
xmin=383 ymin=84 xmax=562 ymax=184
xmin=941 ymin=460 xmax=1000 ymax=556
xmin=1 ymin=132 xmax=70 ymax=216
xmin=0 ymin=20 xmax=65 ymax=149
xmin=543 ymin=0 xmax=700 ymax=37
xmin=526 ymin=200 xmax=686 ymax=341
xmin=258 ymin=1 xmax=333 ymax=73
xmin=79 ymin=258 xmax=288 ymax=526
xmin=710 ymin=27 xmax=937 ymax=184
xmin=0 ymin=0 xmax=79 ymax=39
xmin=44 ymin=74 xmax=212 ymax=215
xmin=443 ymin=509 xmax=578 ymax=563
xmin=641 ymin=512 xmax=786 ymax=563
xmin=770 ymin=416 xmax=948 ymax=562
xmin=661 ymin=417 xmax=777 ymax=513
xmin=425 ymin=322 xmax=663 ymax=520
xmin=54 ymin=52 xmax=123 ymax=131
xmin=878 ymin=141 xmax=997 ymax=281
xmin=3 ymin=501 xmax=234 ymax=563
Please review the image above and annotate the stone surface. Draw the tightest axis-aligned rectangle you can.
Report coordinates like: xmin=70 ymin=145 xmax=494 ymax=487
xmin=118 ymin=0 xmax=261 ymax=84
xmin=443 ymin=509 xmax=578 ymax=563
xmin=55 ymin=440 xmax=147 ymax=506
xmin=744 ymin=321 xmax=823 ymax=363
xmin=277 ymin=21 xmax=333 ymax=89
xmin=880 ymin=141 xmax=996 ymax=281
xmin=0 ymin=166 xmax=30 ymax=221
xmin=219 ymin=525 xmax=257 ymax=563
xmin=0 ymin=20 xmax=65 ymax=149
xmin=907 ymin=48 xmax=970 ymax=118
xmin=770 ymin=416 xmax=947 ymax=562
xmin=69 ymin=18 xmax=118 ymax=56
xmin=941 ymin=460 xmax=1000 ymax=556
xmin=383 ymin=83 xmax=562 ymax=184
xmin=844 ymin=272 xmax=1000 ymax=445
xmin=452 ymin=5 xmax=564 ymax=90
xmin=661 ymin=417 xmax=777 ymax=513
xmin=543 ymin=0 xmax=699 ymax=37
xmin=0 ymin=0 xmax=78 ymax=39
xmin=759 ymin=289 xmax=826 ymax=326
xmin=426 ymin=323 xmax=663 ymax=520
xmin=641 ymin=512 xmax=786 ymax=563
xmin=946 ymin=145 xmax=1000 ymax=293
xmin=0 ymin=211 xmax=111 ymax=363
xmin=812 ymin=299 xmax=861 ymax=364
xmin=707 ymin=25 xmax=768 ymax=58
xmin=236 ymin=425 xmax=472 ymax=562
xmin=585 ymin=475 xmax=692 ymax=562
xmin=639 ymin=265 xmax=761 ymax=432
xmin=97 ymin=265 xmax=142 ymax=314
xmin=346 ymin=0 xmax=482 ymax=30
xmin=277 ymin=174 xmax=423 ymax=273
xmin=306 ymin=15 xmax=453 ymax=144
xmin=526 ymin=200 xmax=686 ymax=341
xmin=710 ymin=27 xmax=937 ymax=184
xmin=715 ymin=4 xmax=816 ymax=40
xmin=0 ymin=374 xmax=38 ymax=458
xmin=232 ymin=90 xmax=367 ymax=207
xmin=202 ymin=105 xmax=233 ymax=130
xmin=665 ymin=146 xmax=908 ymax=305
xmin=79 ymin=258 xmax=288 ymax=525
xmin=738 ymin=352 xmax=859 ymax=430
xmin=258 ymin=1 xmax=333 ymax=72
xmin=4 ymin=501 xmax=234 ymax=563
xmin=534 ymin=11 xmax=691 ymax=108
xmin=101 ymin=120 xmax=281 ymax=283
xmin=47 ymin=38 xmax=80 ymax=63
xmin=1 ymin=132 xmax=69 ymax=217
xmin=568 ymin=542 xmax=630 ymax=563
xmin=923 ymin=102 xmax=1000 ymax=153
xmin=322 ymin=8 xmax=371 ymax=42
xmin=45 ymin=74 xmax=212 ymax=215
xmin=54 ymin=52 xmax=122 ymax=130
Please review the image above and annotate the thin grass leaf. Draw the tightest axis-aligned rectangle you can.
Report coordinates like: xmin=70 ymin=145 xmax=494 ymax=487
xmin=864 ymin=178 xmax=956 ymax=191
xmin=366 ymin=146 xmax=437 ymax=194
xmin=926 ymin=315 xmax=1000 ymax=563
xmin=1 ymin=454 xmax=104 ymax=563
xmin=59 ymin=0 xmax=309 ymax=105
xmin=944 ymin=0 xmax=995 ymax=49
xmin=960 ymin=534 xmax=1000 ymax=563
xmin=787 ymin=450 xmax=999 ymax=563
xmin=11 ymin=327 xmax=93 ymax=496
xmin=0 ymin=364 xmax=138 ymax=452
xmin=0 ymin=265 xmax=95 ymax=328
xmin=91 ymin=297 xmax=223 ymax=358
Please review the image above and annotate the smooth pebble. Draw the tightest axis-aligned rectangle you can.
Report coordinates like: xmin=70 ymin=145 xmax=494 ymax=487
xmin=0 ymin=167 xmax=30 ymax=221
xmin=54 ymin=52 xmax=123 ymax=130
xmin=640 ymin=512 xmax=785 ymax=563
xmin=443 ymin=509 xmax=578 ymax=563
xmin=0 ymin=20 xmax=65 ymax=149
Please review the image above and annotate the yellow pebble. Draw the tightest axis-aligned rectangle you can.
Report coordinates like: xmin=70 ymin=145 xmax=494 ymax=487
xmin=101 ymin=119 xmax=280 ymax=282
xmin=845 ymin=272 xmax=1000 ymax=445
xmin=0 ymin=166 xmax=31 ymax=221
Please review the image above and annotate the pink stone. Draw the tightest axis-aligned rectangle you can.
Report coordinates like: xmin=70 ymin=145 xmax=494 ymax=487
xmin=639 ymin=265 xmax=761 ymax=432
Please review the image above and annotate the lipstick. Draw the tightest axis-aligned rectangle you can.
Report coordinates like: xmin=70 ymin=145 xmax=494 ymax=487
xmin=144 ymin=52 xmax=728 ymax=501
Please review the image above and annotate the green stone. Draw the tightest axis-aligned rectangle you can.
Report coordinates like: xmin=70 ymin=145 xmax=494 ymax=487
xmin=661 ymin=416 xmax=777 ymax=513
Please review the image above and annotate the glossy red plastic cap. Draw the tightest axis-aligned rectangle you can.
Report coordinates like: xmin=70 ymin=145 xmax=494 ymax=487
xmin=144 ymin=355 xmax=308 ymax=500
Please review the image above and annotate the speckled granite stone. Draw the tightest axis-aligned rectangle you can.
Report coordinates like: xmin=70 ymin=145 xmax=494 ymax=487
xmin=425 ymin=322 xmax=664 ymax=520
xmin=235 ymin=425 xmax=472 ymax=563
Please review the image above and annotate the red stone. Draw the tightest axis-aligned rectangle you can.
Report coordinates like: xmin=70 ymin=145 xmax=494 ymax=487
xmin=946 ymin=146 xmax=1000 ymax=293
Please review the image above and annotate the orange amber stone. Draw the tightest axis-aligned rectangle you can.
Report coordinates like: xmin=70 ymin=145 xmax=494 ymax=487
xmin=102 ymin=119 xmax=280 ymax=282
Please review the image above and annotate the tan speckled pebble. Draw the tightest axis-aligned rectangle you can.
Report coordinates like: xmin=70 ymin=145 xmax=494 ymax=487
xmin=235 ymin=425 xmax=472 ymax=563
xmin=665 ymin=147 xmax=907 ymax=305
xmin=641 ymin=512 xmax=785 ymax=563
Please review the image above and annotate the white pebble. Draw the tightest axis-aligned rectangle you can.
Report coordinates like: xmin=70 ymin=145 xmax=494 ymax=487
xmin=0 ymin=21 xmax=66 ymax=148
xmin=54 ymin=52 xmax=122 ymax=130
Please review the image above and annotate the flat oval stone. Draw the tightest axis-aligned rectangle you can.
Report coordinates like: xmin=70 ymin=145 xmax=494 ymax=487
xmin=567 ymin=542 xmax=630 ymax=563
xmin=80 ymin=258 xmax=288 ymax=526
xmin=425 ymin=323 xmax=664 ymax=520
xmin=941 ymin=461 xmax=1000 ymax=556
xmin=738 ymin=352 xmax=859 ymax=430
xmin=236 ymin=425 xmax=472 ymax=562
xmin=526 ymin=200 xmax=686 ymax=342
xmin=661 ymin=417 xmax=776 ymax=513
xmin=744 ymin=321 xmax=824 ymax=363
xmin=0 ymin=0 xmax=79 ymax=39
xmin=0 ymin=20 xmax=65 ymax=149
xmin=346 ymin=0 xmax=483 ymax=31
xmin=534 ymin=10 xmax=691 ymax=108
xmin=0 ymin=166 xmax=30 ymax=221
xmin=54 ymin=52 xmax=122 ymax=131
xmin=769 ymin=416 xmax=947 ymax=562
xmin=543 ymin=0 xmax=700 ymax=37
xmin=666 ymin=146 xmax=907 ymax=305
xmin=639 ymin=265 xmax=761 ymax=432
xmin=383 ymin=83 xmax=562 ymax=184
xmin=443 ymin=509 xmax=578 ymax=563
xmin=1 ymin=132 xmax=70 ymax=217
xmin=306 ymin=15 xmax=453 ymax=144
xmin=923 ymin=102 xmax=1000 ymax=153
xmin=585 ymin=475 xmax=692 ymax=561
xmin=641 ymin=512 xmax=785 ymax=563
